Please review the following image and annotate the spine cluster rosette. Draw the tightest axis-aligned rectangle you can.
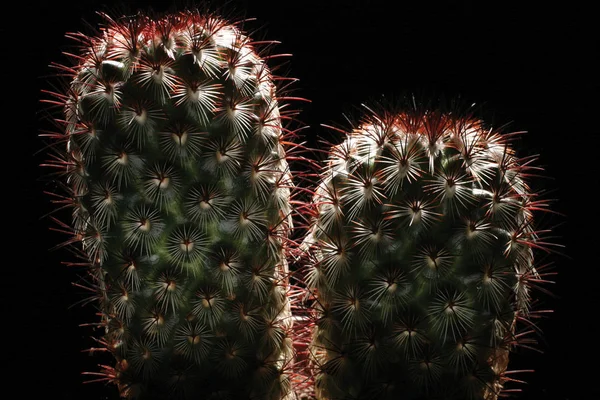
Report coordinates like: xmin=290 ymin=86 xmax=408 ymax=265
xmin=298 ymin=101 xmax=554 ymax=400
xmin=42 ymin=9 xmax=302 ymax=400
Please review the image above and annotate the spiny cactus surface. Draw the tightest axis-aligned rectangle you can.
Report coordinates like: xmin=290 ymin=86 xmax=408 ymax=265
xmin=299 ymin=101 xmax=554 ymax=400
xmin=42 ymin=9 xmax=301 ymax=400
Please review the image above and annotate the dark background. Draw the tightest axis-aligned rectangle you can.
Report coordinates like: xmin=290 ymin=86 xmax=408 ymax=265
xmin=7 ymin=0 xmax=597 ymax=399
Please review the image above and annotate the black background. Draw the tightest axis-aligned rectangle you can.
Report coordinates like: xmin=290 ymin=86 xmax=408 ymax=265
xmin=7 ymin=0 xmax=598 ymax=399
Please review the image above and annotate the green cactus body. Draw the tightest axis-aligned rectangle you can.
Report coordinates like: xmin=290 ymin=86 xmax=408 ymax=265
xmin=44 ymin=10 xmax=298 ymax=400
xmin=300 ymin=102 xmax=551 ymax=400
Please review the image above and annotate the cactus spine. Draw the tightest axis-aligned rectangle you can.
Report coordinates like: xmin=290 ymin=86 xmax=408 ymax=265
xmin=299 ymin=100 xmax=554 ymax=400
xmin=42 ymin=9 xmax=301 ymax=400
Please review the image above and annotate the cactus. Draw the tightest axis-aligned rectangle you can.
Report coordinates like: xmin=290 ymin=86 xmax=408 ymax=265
xmin=39 ymin=6 xmax=560 ymax=400
xmin=297 ymin=99 xmax=555 ymax=400
xmin=41 ymin=8 xmax=304 ymax=400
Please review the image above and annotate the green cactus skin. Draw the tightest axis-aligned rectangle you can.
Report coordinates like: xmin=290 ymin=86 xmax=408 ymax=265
xmin=41 ymin=9 xmax=303 ymax=400
xmin=298 ymin=100 xmax=555 ymax=400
